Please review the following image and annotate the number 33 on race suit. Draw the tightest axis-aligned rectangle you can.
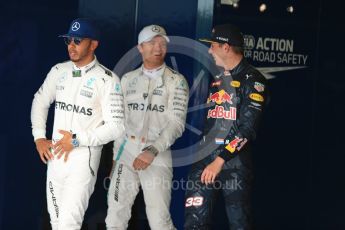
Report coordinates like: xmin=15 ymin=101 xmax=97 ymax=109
xmin=185 ymin=197 xmax=204 ymax=207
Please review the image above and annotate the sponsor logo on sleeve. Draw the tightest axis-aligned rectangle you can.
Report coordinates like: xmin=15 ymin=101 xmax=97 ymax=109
xmin=225 ymin=137 xmax=248 ymax=153
xmin=236 ymin=138 xmax=248 ymax=151
xmin=249 ymin=93 xmax=264 ymax=102
xmin=225 ymin=137 xmax=242 ymax=153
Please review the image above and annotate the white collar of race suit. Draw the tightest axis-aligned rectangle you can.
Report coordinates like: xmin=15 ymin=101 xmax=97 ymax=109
xmin=142 ymin=63 xmax=165 ymax=79
xmin=72 ymin=56 xmax=98 ymax=76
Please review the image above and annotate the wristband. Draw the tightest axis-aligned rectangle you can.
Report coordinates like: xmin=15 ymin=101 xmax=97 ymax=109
xmin=71 ymin=133 xmax=79 ymax=148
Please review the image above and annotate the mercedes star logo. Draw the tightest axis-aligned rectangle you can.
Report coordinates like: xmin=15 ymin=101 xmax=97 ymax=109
xmin=152 ymin=25 xmax=160 ymax=33
xmin=71 ymin=22 xmax=80 ymax=31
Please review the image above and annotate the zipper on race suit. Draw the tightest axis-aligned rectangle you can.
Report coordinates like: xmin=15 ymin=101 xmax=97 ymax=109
xmin=88 ymin=147 xmax=95 ymax=176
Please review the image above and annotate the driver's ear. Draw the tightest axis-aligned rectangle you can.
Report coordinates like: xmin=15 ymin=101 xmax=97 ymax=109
xmin=90 ymin=40 xmax=99 ymax=51
xmin=224 ymin=43 xmax=231 ymax=52
xmin=137 ymin=44 xmax=143 ymax=54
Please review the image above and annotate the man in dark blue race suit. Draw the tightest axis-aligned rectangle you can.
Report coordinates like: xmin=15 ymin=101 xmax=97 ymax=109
xmin=184 ymin=24 xmax=269 ymax=230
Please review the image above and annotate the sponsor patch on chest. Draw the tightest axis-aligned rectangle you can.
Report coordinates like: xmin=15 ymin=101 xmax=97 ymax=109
xmin=80 ymin=89 xmax=93 ymax=98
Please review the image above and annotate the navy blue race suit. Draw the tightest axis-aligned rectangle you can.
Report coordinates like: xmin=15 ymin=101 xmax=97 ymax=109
xmin=184 ymin=58 xmax=268 ymax=230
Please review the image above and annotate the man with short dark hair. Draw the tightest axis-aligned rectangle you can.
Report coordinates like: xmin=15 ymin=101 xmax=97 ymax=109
xmin=31 ymin=18 xmax=124 ymax=229
xmin=184 ymin=24 xmax=268 ymax=229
